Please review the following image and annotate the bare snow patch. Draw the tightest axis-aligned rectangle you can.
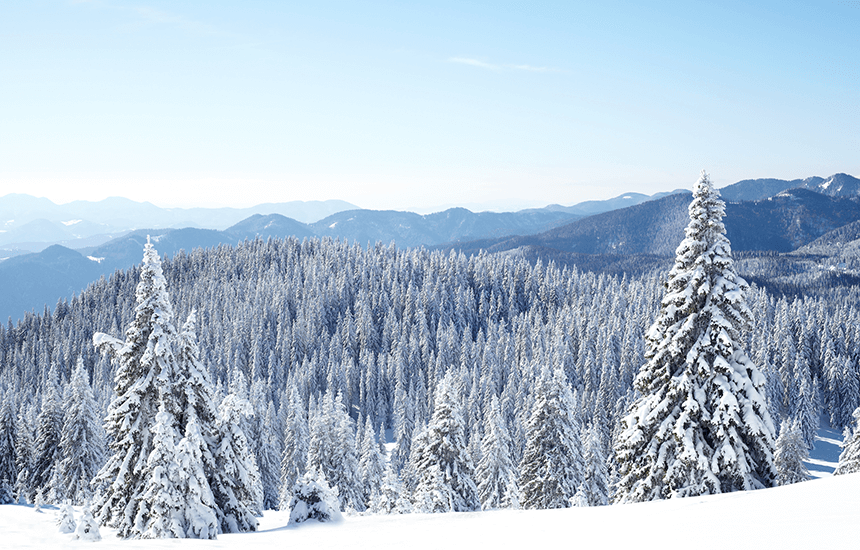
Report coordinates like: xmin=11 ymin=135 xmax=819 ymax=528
xmin=61 ymin=220 xmax=82 ymax=226
xmin=805 ymin=416 xmax=844 ymax=478
xmin=87 ymin=256 xmax=105 ymax=264
xmin=1 ymin=473 xmax=860 ymax=549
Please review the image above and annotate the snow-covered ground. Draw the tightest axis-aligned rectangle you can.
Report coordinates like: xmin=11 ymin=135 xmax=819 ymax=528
xmin=805 ymin=414 xmax=844 ymax=479
xmin=4 ymin=472 xmax=858 ymax=549
xmin=3 ymin=420 xmax=851 ymax=549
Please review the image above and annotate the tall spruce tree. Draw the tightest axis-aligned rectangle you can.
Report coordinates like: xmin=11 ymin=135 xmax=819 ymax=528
xmin=14 ymin=404 xmax=36 ymax=503
xmin=138 ymin=406 xmax=184 ymax=539
xmin=358 ymin=416 xmax=385 ymax=507
xmin=614 ymin=172 xmax=778 ymax=503
xmin=835 ymin=407 xmax=860 ymax=476
xmin=174 ymin=310 xmax=221 ymax=529
xmin=31 ymin=367 xmax=63 ymax=500
xmin=774 ymin=418 xmax=810 ymax=485
xmin=258 ymin=401 xmax=282 ymax=510
xmin=307 ymin=389 xmax=364 ymax=512
xmin=57 ymin=357 xmax=106 ymax=505
xmin=581 ymin=422 xmax=609 ymax=506
xmin=210 ymin=393 xmax=262 ymax=533
xmin=517 ymin=364 xmax=583 ymax=509
xmin=173 ymin=415 xmax=219 ymax=539
xmin=278 ymin=383 xmax=308 ymax=510
xmin=0 ymin=393 xmax=17 ymax=493
xmin=411 ymin=372 xmax=479 ymax=512
xmin=475 ymin=394 xmax=517 ymax=510
xmin=91 ymin=238 xmax=183 ymax=536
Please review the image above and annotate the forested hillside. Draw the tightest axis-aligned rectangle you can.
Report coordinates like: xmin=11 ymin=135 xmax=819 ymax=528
xmin=1 ymin=235 xmax=858 ymax=514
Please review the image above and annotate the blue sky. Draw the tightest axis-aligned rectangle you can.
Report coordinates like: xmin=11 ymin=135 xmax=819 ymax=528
xmin=1 ymin=1 xmax=858 ymax=211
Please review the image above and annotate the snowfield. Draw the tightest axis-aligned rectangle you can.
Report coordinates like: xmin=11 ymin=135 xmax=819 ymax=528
xmin=3 ymin=472 xmax=857 ymax=550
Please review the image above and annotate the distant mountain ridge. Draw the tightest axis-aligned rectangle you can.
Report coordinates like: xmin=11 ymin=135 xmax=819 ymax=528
xmin=525 ymin=189 xmax=690 ymax=217
xmin=0 ymin=189 xmax=675 ymax=255
xmin=2 ymin=171 xmax=858 ymax=322
xmin=0 ymin=206 xmax=581 ymax=322
xmin=0 ymin=194 xmax=359 ymax=253
xmin=719 ymin=173 xmax=860 ymax=202
xmin=444 ymin=187 xmax=860 ymax=258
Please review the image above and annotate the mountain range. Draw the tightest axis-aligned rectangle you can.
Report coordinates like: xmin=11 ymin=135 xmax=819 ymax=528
xmin=2 ymin=173 xmax=858 ymax=322
xmin=0 ymin=195 xmax=359 ymax=254
xmin=0 ymin=190 xmax=686 ymax=256
xmin=0 ymin=207 xmax=582 ymax=322
xmin=719 ymin=173 xmax=860 ymax=202
xmin=444 ymin=187 xmax=860 ymax=258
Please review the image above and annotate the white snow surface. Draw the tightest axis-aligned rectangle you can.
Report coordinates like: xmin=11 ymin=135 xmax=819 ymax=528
xmin=805 ymin=416 xmax=843 ymax=479
xmin=3 ymin=472 xmax=858 ymax=549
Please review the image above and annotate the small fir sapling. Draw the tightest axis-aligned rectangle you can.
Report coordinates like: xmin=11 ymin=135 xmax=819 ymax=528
xmin=0 ymin=479 xmax=13 ymax=505
xmin=288 ymin=470 xmax=343 ymax=525
xmin=774 ymin=418 xmax=810 ymax=485
xmin=74 ymin=505 xmax=102 ymax=542
xmin=56 ymin=503 xmax=76 ymax=534
xmin=835 ymin=407 xmax=860 ymax=476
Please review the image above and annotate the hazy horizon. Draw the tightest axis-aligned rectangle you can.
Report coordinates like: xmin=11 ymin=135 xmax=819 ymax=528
xmin=2 ymin=1 xmax=857 ymax=211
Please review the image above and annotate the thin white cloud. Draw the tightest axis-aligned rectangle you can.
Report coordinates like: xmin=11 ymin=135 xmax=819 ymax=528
xmin=508 ymin=64 xmax=555 ymax=73
xmin=448 ymin=57 xmax=501 ymax=71
xmin=72 ymin=0 xmax=227 ymax=37
xmin=448 ymin=57 xmax=562 ymax=73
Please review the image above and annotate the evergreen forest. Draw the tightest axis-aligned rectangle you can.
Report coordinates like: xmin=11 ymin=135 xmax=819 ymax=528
xmin=2 ymin=180 xmax=860 ymax=533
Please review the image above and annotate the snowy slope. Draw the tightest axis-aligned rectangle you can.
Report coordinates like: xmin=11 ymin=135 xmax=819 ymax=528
xmin=3 ymin=472 xmax=858 ymax=550
xmin=807 ymin=416 xmax=844 ymax=479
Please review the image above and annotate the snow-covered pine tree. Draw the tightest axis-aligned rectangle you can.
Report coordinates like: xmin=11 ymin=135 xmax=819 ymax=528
xmin=369 ymin=462 xmax=410 ymax=514
xmin=0 ymin=477 xmax=13 ymax=505
xmin=74 ymin=505 xmax=102 ymax=541
xmin=57 ymin=503 xmax=77 ymax=533
xmin=413 ymin=463 xmax=455 ymax=514
xmin=258 ymin=401 xmax=282 ymax=510
xmin=834 ymin=407 xmax=860 ymax=476
xmin=91 ymin=238 xmax=182 ymax=536
xmin=390 ymin=366 xmax=415 ymax=473
xmin=279 ymin=383 xmax=308 ymax=510
xmin=138 ymin=406 xmax=184 ymax=539
xmin=288 ymin=469 xmax=343 ymax=525
xmin=793 ymin=356 xmax=819 ymax=449
xmin=14 ymin=405 xmax=36 ymax=503
xmin=475 ymin=394 xmax=517 ymax=510
xmin=174 ymin=415 xmax=219 ymax=539
xmin=57 ymin=357 xmax=106 ymax=505
xmin=333 ymin=392 xmax=364 ymax=512
xmin=307 ymin=389 xmax=364 ymax=512
xmin=614 ymin=172 xmax=778 ymax=503
xmin=31 ymin=367 xmax=64 ymax=501
xmin=0 ymin=393 xmax=16 ymax=492
xmin=774 ymin=418 xmax=810 ymax=485
xmin=358 ymin=415 xmax=385 ymax=507
xmin=174 ymin=310 xmax=222 ymax=506
xmin=147 ymin=307 xmax=220 ymax=540
xmin=210 ymin=393 xmax=262 ymax=533
xmin=517 ymin=364 xmax=583 ymax=509
xmin=571 ymin=484 xmax=589 ymax=507
xmin=582 ymin=422 xmax=609 ymax=506
xmin=411 ymin=372 xmax=479 ymax=512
